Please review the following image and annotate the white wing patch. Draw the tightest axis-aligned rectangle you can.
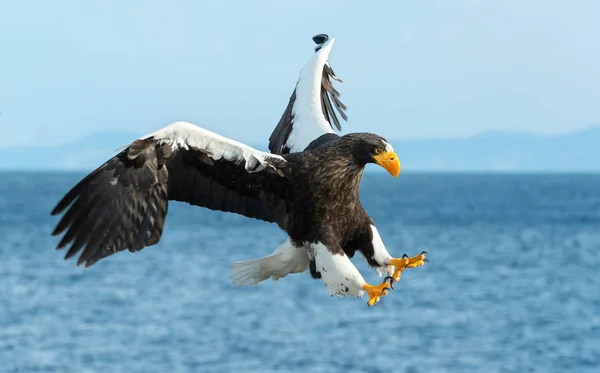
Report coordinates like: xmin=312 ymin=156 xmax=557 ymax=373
xmin=312 ymin=242 xmax=367 ymax=298
xmin=142 ymin=121 xmax=285 ymax=173
xmin=286 ymin=38 xmax=337 ymax=153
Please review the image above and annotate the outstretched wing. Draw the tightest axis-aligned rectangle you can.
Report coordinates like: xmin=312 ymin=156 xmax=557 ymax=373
xmin=50 ymin=122 xmax=293 ymax=267
xmin=268 ymin=34 xmax=347 ymax=155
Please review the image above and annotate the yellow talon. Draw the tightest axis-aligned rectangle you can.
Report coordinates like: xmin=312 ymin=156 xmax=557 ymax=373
xmin=389 ymin=251 xmax=428 ymax=283
xmin=363 ymin=279 xmax=392 ymax=307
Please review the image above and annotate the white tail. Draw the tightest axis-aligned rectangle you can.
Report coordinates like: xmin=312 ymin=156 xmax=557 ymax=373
xmin=229 ymin=239 xmax=310 ymax=287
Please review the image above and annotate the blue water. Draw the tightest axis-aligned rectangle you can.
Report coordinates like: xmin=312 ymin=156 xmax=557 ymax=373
xmin=1 ymin=172 xmax=599 ymax=373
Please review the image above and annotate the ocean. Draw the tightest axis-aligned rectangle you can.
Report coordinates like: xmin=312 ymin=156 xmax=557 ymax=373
xmin=0 ymin=172 xmax=598 ymax=373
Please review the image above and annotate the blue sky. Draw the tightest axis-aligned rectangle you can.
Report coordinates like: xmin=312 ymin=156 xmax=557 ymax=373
xmin=0 ymin=0 xmax=599 ymax=148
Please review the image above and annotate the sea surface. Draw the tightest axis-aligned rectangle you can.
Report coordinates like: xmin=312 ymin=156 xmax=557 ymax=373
xmin=0 ymin=172 xmax=599 ymax=373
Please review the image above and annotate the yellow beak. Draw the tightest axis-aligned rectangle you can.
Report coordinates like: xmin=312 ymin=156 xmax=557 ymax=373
xmin=374 ymin=151 xmax=400 ymax=178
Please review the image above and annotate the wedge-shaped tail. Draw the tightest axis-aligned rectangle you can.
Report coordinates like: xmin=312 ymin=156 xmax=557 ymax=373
xmin=229 ymin=239 xmax=310 ymax=286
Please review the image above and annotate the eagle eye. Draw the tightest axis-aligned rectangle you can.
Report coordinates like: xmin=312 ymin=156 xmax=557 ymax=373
xmin=373 ymin=148 xmax=382 ymax=155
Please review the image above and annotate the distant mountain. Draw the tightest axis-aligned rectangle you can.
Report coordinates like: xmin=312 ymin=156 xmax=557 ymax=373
xmin=0 ymin=126 xmax=598 ymax=172
xmin=395 ymin=126 xmax=600 ymax=172
xmin=0 ymin=130 xmax=141 ymax=171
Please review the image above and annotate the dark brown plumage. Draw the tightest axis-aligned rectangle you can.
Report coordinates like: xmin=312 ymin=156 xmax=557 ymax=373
xmin=50 ymin=33 xmax=405 ymax=301
xmin=50 ymin=132 xmax=394 ymax=269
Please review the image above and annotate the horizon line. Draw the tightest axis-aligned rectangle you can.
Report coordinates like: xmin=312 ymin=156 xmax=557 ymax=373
xmin=1 ymin=169 xmax=599 ymax=175
xmin=1 ymin=123 xmax=599 ymax=150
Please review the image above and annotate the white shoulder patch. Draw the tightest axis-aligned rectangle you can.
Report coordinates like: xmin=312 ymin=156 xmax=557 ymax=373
xmin=287 ymin=38 xmax=337 ymax=153
xmin=141 ymin=121 xmax=285 ymax=173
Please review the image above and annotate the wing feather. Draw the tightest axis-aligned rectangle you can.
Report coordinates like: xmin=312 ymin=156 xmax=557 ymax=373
xmin=268 ymin=34 xmax=347 ymax=155
xmin=51 ymin=121 xmax=292 ymax=267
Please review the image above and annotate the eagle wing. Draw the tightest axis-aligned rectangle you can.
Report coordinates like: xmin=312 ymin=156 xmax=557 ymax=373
xmin=268 ymin=34 xmax=347 ymax=155
xmin=51 ymin=122 xmax=292 ymax=267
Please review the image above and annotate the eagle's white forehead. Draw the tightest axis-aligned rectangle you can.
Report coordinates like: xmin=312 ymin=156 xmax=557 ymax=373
xmin=384 ymin=141 xmax=394 ymax=152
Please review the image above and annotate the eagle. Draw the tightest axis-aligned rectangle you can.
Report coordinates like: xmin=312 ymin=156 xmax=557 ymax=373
xmin=50 ymin=34 xmax=427 ymax=306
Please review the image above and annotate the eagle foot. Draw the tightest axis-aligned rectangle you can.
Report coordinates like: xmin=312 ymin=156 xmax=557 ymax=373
xmin=389 ymin=251 xmax=428 ymax=283
xmin=363 ymin=277 xmax=393 ymax=307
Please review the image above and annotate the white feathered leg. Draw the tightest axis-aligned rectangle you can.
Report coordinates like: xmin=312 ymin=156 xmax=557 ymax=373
xmin=363 ymin=224 xmax=396 ymax=277
xmin=312 ymin=242 xmax=392 ymax=306
xmin=312 ymin=242 xmax=366 ymax=297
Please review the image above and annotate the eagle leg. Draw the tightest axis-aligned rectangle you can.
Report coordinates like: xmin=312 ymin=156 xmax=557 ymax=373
xmin=362 ymin=277 xmax=394 ymax=307
xmin=388 ymin=251 xmax=428 ymax=284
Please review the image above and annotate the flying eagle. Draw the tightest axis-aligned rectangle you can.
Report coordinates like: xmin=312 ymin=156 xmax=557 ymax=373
xmin=50 ymin=34 xmax=427 ymax=306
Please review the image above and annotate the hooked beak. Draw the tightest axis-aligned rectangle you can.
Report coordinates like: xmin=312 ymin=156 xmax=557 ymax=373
xmin=373 ymin=151 xmax=400 ymax=178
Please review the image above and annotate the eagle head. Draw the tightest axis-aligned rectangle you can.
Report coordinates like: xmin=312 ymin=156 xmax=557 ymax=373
xmin=342 ymin=133 xmax=401 ymax=178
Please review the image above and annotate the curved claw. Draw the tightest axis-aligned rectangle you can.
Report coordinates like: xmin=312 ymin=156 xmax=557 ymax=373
xmin=367 ymin=299 xmax=381 ymax=307
xmin=384 ymin=275 xmax=396 ymax=290
xmin=421 ymin=251 xmax=427 ymax=255
xmin=402 ymin=253 xmax=409 ymax=259
xmin=424 ymin=258 xmax=430 ymax=263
